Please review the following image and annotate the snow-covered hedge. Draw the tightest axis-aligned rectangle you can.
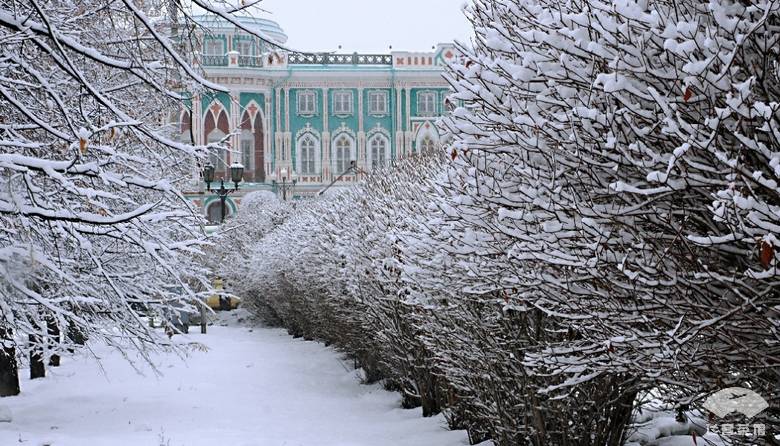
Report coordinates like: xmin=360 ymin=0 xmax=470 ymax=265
xmin=238 ymin=0 xmax=779 ymax=444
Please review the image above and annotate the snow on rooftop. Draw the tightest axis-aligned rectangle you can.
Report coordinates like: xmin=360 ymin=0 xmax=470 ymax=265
xmin=193 ymin=14 xmax=288 ymax=44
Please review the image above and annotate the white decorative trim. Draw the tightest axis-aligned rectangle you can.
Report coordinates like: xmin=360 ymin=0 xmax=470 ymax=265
xmin=366 ymin=122 xmax=390 ymax=139
xmin=295 ymin=122 xmax=320 ymax=141
xmin=204 ymin=99 xmax=227 ymax=121
xmin=242 ymin=99 xmax=263 ymax=131
xmin=322 ymin=87 xmax=329 ymax=134
xmin=414 ymin=121 xmax=439 ymax=152
xmin=332 ymin=122 xmax=356 ymax=140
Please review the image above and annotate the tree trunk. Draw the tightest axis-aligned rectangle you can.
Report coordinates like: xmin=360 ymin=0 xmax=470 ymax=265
xmin=200 ymin=301 xmax=207 ymax=334
xmin=29 ymin=334 xmax=45 ymax=380
xmin=47 ymin=317 xmax=60 ymax=367
xmin=0 ymin=328 xmax=20 ymax=397
xmin=66 ymin=321 xmax=86 ymax=352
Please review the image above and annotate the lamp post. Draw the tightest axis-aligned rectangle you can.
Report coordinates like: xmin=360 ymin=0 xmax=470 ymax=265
xmin=270 ymin=167 xmax=297 ymax=201
xmin=202 ymin=162 xmax=244 ymax=224
xmin=317 ymin=160 xmax=357 ymax=197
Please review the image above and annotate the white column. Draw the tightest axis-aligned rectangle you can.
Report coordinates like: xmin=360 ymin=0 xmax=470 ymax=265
xmin=265 ymin=94 xmax=272 ymax=180
xmin=396 ymin=87 xmax=403 ymax=130
xmin=274 ymin=87 xmax=281 ymax=176
xmin=322 ymin=87 xmax=330 ymax=181
xmin=357 ymin=87 xmax=365 ymax=172
xmin=283 ymin=88 xmax=291 ymax=172
xmin=230 ymin=92 xmax=240 ymax=164
xmin=284 ymin=132 xmax=292 ymax=172
xmin=405 ymin=88 xmax=412 ymax=154
xmin=285 ymin=89 xmax=291 ymax=131
xmin=395 ymin=87 xmax=403 ymax=158
xmin=275 ymin=88 xmax=282 ymax=132
xmin=192 ymin=95 xmax=202 ymax=145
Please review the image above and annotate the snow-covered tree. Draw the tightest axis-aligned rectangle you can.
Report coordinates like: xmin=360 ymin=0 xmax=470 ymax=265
xmin=0 ymin=0 xmax=282 ymax=394
xmin=232 ymin=0 xmax=778 ymax=444
xmin=439 ymin=0 xmax=780 ymax=442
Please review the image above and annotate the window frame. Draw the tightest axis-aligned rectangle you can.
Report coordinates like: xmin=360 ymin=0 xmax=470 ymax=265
xmin=368 ymin=91 xmax=388 ymax=116
xmin=417 ymin=91 xmax=437 ymax=116
xmin=234 ymin=37 xmax=255 ymax=56
xmin=334 ymin=135 xmax=352 ymax=173
xmin=332 ymin=90 xmax=354 ymax=116
xmin=204 ymin=39 xmax=224 ymax=56
xmin=369 ymin=135 xmax=388 ymax=170
xmin=298 ymin=136 xmax=317 ymax=175
xmin=297 ymin=91 xmax=317 ymax=116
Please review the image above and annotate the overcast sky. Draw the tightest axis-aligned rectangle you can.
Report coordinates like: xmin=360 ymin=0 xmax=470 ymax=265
xmin=257 ymin=0 xmax=472 ymax=53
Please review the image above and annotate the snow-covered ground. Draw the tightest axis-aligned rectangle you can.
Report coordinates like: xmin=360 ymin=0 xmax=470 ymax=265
xmin=0 ymin=314 xmax=474 ymax=446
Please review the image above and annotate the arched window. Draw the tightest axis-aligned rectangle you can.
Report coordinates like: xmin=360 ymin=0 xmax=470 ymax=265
xmin=240 ymin=129 xmax=254 ymax=174
xmin=334 ymin=135 xmax=352 ymax=173
xmin=369 ymin=136 xmax=387 ymax=170
xmin=420 ymin=136 xmax=436 ymax=153
xmin=179 ymin=111 xmax=192 ymax=144
xmin=207 ymin=129 xmax=227 ymax=174
xmin=299 ymin=137 xmax=316 ymax=175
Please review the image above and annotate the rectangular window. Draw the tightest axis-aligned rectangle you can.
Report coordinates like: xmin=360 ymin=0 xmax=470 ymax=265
xmin=417 ymin=91 xmax=437 ymax=116
xmin=204 ymin=39 xmax=223 ymax=55
xmin=236 ymin=40 xmax=254 ymax=56
xmin=333 ymin=91 xmax=353 ymax=115
xmin=368 ymin=91 xmax=388 ymax=115
xmin=297 ymin=91 xmax=317 ymax=115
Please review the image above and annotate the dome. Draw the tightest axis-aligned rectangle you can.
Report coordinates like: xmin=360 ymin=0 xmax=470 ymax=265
xmin=192 ymin=14 xmax=288 ymax=45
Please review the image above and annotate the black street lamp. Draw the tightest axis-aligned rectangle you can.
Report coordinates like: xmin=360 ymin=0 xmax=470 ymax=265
xmin=203 ymin=162 xmax=244 ymax=223
xmin=317 ymin=160 xmax=357 ymax=197
xmin=270 ymin=167 xmax=296 ymax=201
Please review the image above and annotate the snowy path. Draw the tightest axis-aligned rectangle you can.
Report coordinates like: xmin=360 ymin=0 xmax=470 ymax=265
xmin=0 ymin=320 xmax=471 ymax=446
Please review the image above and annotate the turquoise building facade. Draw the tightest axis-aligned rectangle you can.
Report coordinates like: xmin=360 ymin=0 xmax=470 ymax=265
xmin=182 ymin=15 xmax=455 ymax=223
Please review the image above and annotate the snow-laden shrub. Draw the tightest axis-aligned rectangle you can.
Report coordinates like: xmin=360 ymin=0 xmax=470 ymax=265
xmin=239 ymin=0 xmax=779 ymax=444
xmin=439 ymin=0 xmax=779 ymax=442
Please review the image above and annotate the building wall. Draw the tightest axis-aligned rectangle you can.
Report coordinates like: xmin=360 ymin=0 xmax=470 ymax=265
xmin=184 ymin=19 xmax=457 ymax=222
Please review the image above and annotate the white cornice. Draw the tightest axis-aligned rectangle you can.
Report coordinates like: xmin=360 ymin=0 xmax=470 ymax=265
xmin=203 ymin=67 xmax=448 ymax=87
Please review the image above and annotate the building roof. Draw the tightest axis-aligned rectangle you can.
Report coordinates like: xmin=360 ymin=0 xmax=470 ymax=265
xmin=193 ymin=14 xmax=288 ymax=44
